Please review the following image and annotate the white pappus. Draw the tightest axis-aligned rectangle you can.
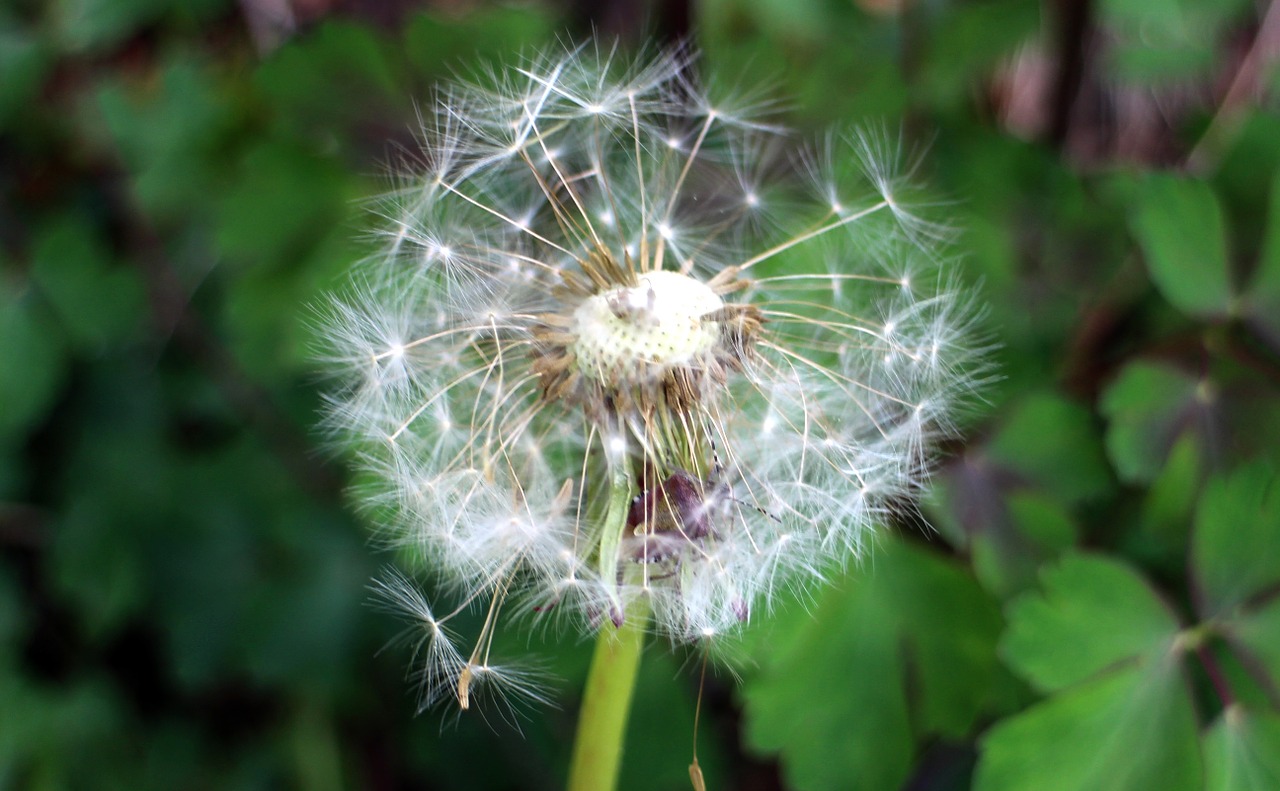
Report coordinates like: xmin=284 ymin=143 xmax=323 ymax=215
xmin=321 ymin=40 xmax=983 ymax=715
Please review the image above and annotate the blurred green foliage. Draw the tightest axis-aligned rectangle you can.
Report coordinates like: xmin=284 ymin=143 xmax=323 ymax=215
xmin=3 ymin=0 xmax=1280 ymax=790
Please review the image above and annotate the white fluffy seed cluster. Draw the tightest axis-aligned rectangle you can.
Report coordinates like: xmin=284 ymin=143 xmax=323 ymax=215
xmin=322 ymin=42 xmax=981 ymax=713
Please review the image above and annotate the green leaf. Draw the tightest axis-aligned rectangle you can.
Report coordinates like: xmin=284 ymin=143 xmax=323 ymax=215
xmin=53 ymin=497 xmax=148 ymax=637
xmin=0 ymin=278 xmax=68 ymax=441
xmin=700 ymin=3 xmax=909 ymax=122
xmin=91 ymin=56 xmax=232 ymax=222
xmin=252 ymin=21 xmax=401 ymax=143
xmin=975 ymin=658 xmax=1201 ymax=791
xmin=1001 ymin=553 xmax=1181 ymax=692
xmin=403 ymin=8 xmax=558 ymax=80
xmin=1006 ymin=493 xmax=1077 ymax=556
xmin=1252 ymin=171 xmax=1280 ymax=294
xmin=50 ymin=396 xmax=171 ymax=636
xmin=0 ymin=13 xmax=52 ymax=128
xmin=966 ymin=490 xmax=1078 ymax=598
xmin=1134 ymin=433 xmax=1202 ymax=567
xmin=29 ymin=215 xmax=146 ymax=350
xmin=1192 ymin=463 xmax=1280 ymax=618
xmin=1130 ymin=173 xmax=1233 ymax=317
xmin=1245 ymin=169 xmax=1280 ymax=348
xmin=744 ymin=576 xmax=910 ymax=791
xmin=215 ymin=140 xmax=348 ymax=267
xmin=0 ymin=566 xmax=23 ymax=647
xmin=1100 ymin=361 xmax=1200 ymax=484
xmin=918 ymin=0 xmax=1040 ymax=112
xmin=1233 ymin=603 xmax=1280 ymax=694
xmin=52 ymin=0 xmax=167 ymax=53
xmin=742 ymin=539 xmax=1003 ymax=791
xmin=0 ymin=675 xmax=124 ymax=786
xmin=986 ymin=393 xmax=1111 ymax=503
xmin=978 ymin=554 xmax=1200 ymax=791
xmin=1204 ymin=706 xmax=1280 ymax=791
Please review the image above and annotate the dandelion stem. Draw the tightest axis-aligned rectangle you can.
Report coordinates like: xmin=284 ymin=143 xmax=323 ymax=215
xmin=568 ymin=463 xmax=647 ymax=791
xmin=566 ymin=596 xmax=650 ymax=791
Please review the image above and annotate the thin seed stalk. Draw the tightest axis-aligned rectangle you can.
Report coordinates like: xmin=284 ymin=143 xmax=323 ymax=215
xmin=567 ymin=464 xmax=649 ymax=791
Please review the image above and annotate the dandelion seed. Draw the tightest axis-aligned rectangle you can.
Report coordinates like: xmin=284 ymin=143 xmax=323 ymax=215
xmin=322 ymin=41 xmax=982 ymax=714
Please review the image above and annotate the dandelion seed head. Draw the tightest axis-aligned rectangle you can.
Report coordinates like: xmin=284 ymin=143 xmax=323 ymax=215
xmin=321 ymin=39 xmax=984 ymax=714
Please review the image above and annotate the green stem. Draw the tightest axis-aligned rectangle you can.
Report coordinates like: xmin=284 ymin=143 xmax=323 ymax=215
xmin=568 ymin=458 xmax=647 ymax=791
xmin=566 ymin=598 xmax=650 ymax=791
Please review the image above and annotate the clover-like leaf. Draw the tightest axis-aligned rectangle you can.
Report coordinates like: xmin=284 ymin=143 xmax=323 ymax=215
xmin=0 ymin=13 xmax=51 ymax=127
xmin=1130 ymin=173 xmax=1233 ymax=317
xmin=30 ymin=215 xmax=146 ymax=350
xmin=92 ymin=56 xmax=231 ymax=222
xmin=1196 ymin=465 xmax=1280 ymax=688
xmin=215 ymin=141 xmax=348 ymax=269
xmin=976 ymin=554 xmax=1200 ymax=791
xmin=1136 ymin=433 xmax=1202 ymax=566
xmin=742 ymin=539 xmax=1004 ymax=791
xmin=986 ymin=393 xmax=1112 ymax=503
xmin=404 ymin=8 xmax=556 ymax=80
xmin=252 ymin=21 xmax=401 ymax=142
xmin=1204 ymin=706 xmax=1280 ymax=791
xmin=1192 ymin=463 xmax=1280 ymax=618
xmin=621 ymin=651 xmax=726 ymax=791
xmin=1100 ymin=360 xmax=1201 ymax=484
xmin=0 ymin=280 xmax=68 ymax=441
xmin=976 ymin=658 xmax=1201 ymax=791
xmin=968 ymin=490 xmax=1078 ymax=598
xmin=1245 ymin=169 xmax=1280 ymax=349
xmin=1233 ymin=603 xmax=1280 ymax=688
xmin=1001 ymin=553 xmax=1182 ymax=692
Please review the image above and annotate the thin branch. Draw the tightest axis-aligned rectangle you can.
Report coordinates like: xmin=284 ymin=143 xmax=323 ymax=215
xmin=1186 ymin=0 xmax=1280 ymax=172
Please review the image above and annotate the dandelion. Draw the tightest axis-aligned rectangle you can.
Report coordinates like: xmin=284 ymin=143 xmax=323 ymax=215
xmin=322 ymin=39 xmax=981 ymax=788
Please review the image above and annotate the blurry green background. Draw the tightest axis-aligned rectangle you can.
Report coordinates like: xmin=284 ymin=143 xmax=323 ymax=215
xmin=3 ymin=0 xmax=1280 ymax=789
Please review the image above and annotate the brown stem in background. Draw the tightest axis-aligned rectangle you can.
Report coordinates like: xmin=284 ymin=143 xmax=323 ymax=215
xmin=1186 ymin=0 xmax=1280 ymax=173
xmin=1046 ymin=0 xmax=1092 ymax=149
xmin=1195 ymin=641 xmax=1237 ymax=710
